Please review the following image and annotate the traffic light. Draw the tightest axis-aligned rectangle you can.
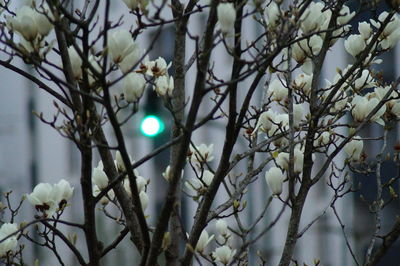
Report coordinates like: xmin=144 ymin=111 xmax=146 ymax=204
xmin=140 ymin=89 xmax=165 ymax=138
xmin=140 ymin=115 xmax=164 ymax=137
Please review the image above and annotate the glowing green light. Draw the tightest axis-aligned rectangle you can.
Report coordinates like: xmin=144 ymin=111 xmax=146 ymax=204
xmin=140 ymin=115 xmax=164 ymax=137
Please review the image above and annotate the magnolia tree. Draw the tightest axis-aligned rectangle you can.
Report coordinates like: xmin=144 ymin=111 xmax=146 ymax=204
xmin=1 ymin=0 xmax=400 ymax=265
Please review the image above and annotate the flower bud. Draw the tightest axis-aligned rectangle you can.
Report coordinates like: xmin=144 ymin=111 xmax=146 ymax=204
xmin=217 ymin=3 xmax=236 ymax=35
xmin=212 ymin=245 xmax=236 ymax=264
xmin=265 ymin=167 xmax=285 ymax=196
xmin=122 ymin=73 xmax=146 ymax=103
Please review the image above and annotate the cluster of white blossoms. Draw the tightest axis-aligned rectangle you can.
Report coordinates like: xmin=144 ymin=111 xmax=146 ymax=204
xmin=27 ymin=180 xmax=74 ymax=217
xmin=265 ymin=2 xmax=355 ymax=74
xmin=256 ymin=3 xmax=400 ymax=197
xmin=92 ymin=151 xmax=149 ymax=211
xmin=185 ymin=143 xmax=215 ymax=197
xmin=5 ymin=1 xmax=54 ymax=55
xmin=0 ymin=223 xmax=19 ymax=257
xmin=345 ymin=12 xmax=400 ymax=57
xmin=195 ymin=219 xmax=236 ymax=264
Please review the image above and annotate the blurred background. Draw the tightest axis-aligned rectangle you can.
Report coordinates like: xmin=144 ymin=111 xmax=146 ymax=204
xmin=1 ymin=0 xmax=400 ymax=265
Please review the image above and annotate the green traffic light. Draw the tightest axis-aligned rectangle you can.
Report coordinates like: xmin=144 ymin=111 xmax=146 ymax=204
xmin=140 ymin=115 xmax=164 ymax=137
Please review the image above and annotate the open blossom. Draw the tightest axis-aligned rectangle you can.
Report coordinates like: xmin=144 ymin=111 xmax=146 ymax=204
xmin=122 ymin=73 xmax=146 ymax=103
xmin=0 ymin=223 xmax=19 ymax=257
xmin=267 ymin=79 xmax=288 ymax=102
xmin=354 ymin=69 xmax=375 ymax=90
xmin=53 ymin=179 xmax=74 ymax=206
xmin=344 ymin=137 xmax=363 ymax=161
xmin=213 ymin=245 xmax=236 ymax=264
xmin=142 ymin=57 xmax=171 ymax=77
xmin=351 ymin=95 xmax=386 ymax=124
xmin=300 ymin=2 xmax=326 ymax=34
xmin=27 ymin=180 xmax=74 ymax=217
xmin=265 ymin=167 xmax=285 ymax=196
xmin=292 ymin=35 xmax=323 ymax=67
xmin=196 ymin=230 xmax=214 ymax=253
xmin=344 ymin=34 xmax=366 ymax=57
xmin=370 ymin=12 xmax=400 ymax=49
xmin=7 ymin=5 xmax=53 ymax=41
xmin=336 ymin=5 xmax=355 ymax=26
xmin=189 ymin=143 xmax=214 ymax=163
xmin=217 ymin=3 xmax=236 ymax=35
xmin=108 ymin=29 xmax=140 ymax=73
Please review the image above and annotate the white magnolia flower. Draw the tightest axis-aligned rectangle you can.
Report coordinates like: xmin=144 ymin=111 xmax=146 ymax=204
xmin=371 ymin=12 xmax=400 ymax=46
xmin=213 ymin=245 xmax=236 ymax=265
xmin=293 ymin=73 xmax=312 ymax=96
xmin=216 ymin=219 xmax=229 ymax=236
xmin=300 ymin=2 xmax=325 ymax=34
xmin=314 ymin=131 xmax=331 ymax=147
xmin=293 ymin=104 xmax=305 ymax=129
xmin=268 ymin=79 xmax=288 ymax=102
xmin=136 ymin=175 xmax=147 ymax=193
xmin=27 ymin=180 xmax=74 ymax=216
xmin=67 ymin=46 xmax=83 ymax=80
xmin=154 ymin=75 xmax=174 ymax=97
xmin=359 ymin=22 xmax=372 ymax=40
xmin=93 ymin=185 xmax=115 ymax=205
xmin=344 ymin=137 xmax=363 ymax=161
xmin=0 ymin=223 xmax=19 ymax=257
xmin=189 ymin=143 xmax=214 ymax=163
xmin=139 ymin=191 xmax=148 ymax=211
xmin=196 ymin=230 xmax=214 ymax=253
xmin=264 ymin=1 xmax=280 ymax=29
xmin=27 ymin=183 xmax=57 ymax=216
xmin=217 ymin=3 xmax=236 ymax=35
xmin=351 ymin=95 xmax=386 ymax=124
xmin=122 ymin=73 xmax=146 ymax=103
xmin=53 ymin=179 xmax=74 ymax=205
xmin=254 ymin=109 xmax=276 ymax=134
xmin=344 ymin=34 xmax=366 ymax=57
xmin=185 ymin=170 xmax=214 ymax=193
xmin=143 ymin=57 xmax=171 ymax=77
xmin=276 ymin=147 xmax=304 ymax=174
xmin=88 ymin=55 xmax=102 ymax=85
xmin=7 ymin=5 xmax=53 ymax=41
xmin=108 ymin=30 xmax=140 ymax=69
xmin=265 ymin=167 xmax=285 ymax=196
xmin=390 ymin=101 xmax=400 ymax=117
xmin=337 ymin=5 xmax=355 ymax=26
xmin=354 ymin=69 xmax=375 ymax=90
xmin=292 ymin=35 xmax=323 ymax=62
xmin=92 ymin=167 xmax=109 ymax=190
xmin=162 ymin=165 xmax=184 ymax=182
xmin=123 ymin=175 xmax=147 ymax=196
